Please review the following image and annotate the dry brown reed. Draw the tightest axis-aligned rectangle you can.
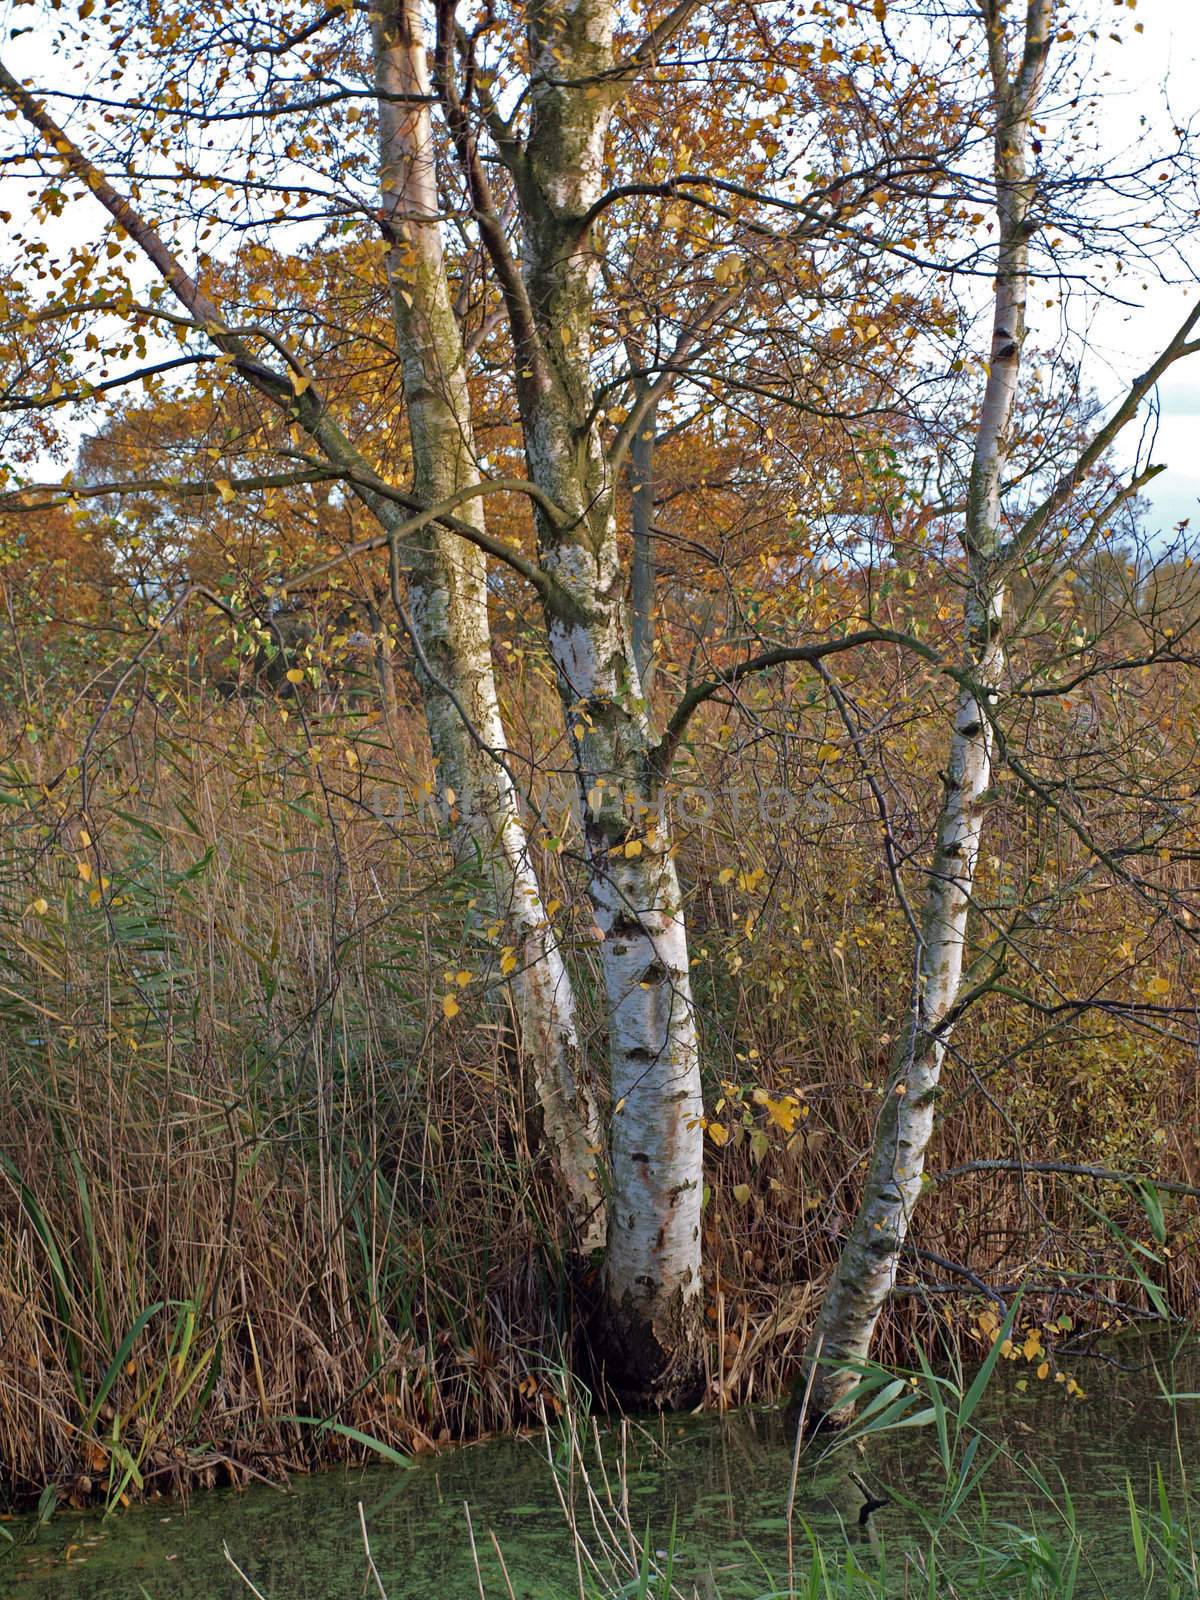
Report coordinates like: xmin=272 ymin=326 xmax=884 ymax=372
xmin=0 ymin=651 xmax=1196 ymax=1505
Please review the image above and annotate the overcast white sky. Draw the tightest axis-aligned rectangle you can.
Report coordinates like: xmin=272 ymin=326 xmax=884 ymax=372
xmin=1056 ymin=0 xmax=1200 ymax=533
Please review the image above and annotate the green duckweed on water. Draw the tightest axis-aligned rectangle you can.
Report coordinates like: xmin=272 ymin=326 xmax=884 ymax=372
xmin=3 ymin=1334 xmax=1199 ymax=1599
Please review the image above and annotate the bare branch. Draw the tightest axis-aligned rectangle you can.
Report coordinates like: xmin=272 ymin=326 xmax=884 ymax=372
xmin=1005 ymin=302 xmax=1200 ymax=566
xmin=932 ymin=1159 xmax=1200 ymax=1201
xmin=653 ymin=628 xmax=939 ymax=774
xmin=0 ymin=353 xmax=220 ymax=412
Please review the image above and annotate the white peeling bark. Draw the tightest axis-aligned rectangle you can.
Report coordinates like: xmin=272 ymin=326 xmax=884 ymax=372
xmin=373 ymin=0 xmax=604 ymax=1250
xmin=493 ymin=0 xmax=704 ymax=1396
xmin=803 ymin=0 xmax=1052 ymax=1422
xmin=597 ymin=841 xmax=705 ymax=1393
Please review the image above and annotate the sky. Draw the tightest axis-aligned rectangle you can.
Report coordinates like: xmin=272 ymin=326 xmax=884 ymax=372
xmin=1060 ymin=0 xmax=1200 ymax=535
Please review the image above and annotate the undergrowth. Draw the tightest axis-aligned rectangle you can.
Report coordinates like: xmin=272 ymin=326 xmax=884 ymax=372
xmin=0 ymin=676 xmax=1196 ymax=1504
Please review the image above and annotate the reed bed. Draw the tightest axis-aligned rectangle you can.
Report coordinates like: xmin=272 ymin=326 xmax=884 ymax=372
xmin=0 ymin=663 xmax=1196 ymax=1504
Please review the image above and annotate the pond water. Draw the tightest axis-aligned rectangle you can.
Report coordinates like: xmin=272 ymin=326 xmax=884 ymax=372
xmin=3 ymin=1335 xmax=1198 ymax=1598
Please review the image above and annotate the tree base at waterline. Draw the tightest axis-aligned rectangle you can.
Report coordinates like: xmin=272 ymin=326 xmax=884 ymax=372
xmin=581 ymin=1287 xmax=706 ymax=1410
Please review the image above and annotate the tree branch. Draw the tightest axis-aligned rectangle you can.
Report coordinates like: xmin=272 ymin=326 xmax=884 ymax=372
xmin=1 ymin=353 xmax=219 ymax=412
xmin=432 ymin=0 xmax=541 ymax=373
xmin=1005 ymin=302 xmax=1200 ymax=566
xmin=0 ymin=468 xmax=341 ymax=511
xmin=653 ymin=627 xmax=938 ymax=774
xmin=931 ymin=1159 xmax=1200 ymax=1201
xmin=270 ymin=475 xmax=581 ymax=616
xmin=607 ymin=287 xmax=741 ymax=472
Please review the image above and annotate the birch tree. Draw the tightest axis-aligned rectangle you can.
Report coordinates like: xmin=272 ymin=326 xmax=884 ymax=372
xmin=423 ymin=0 xmax=960 ymax=1398
xmin=430 ymin=0 xmax=710 ymax=1396
xmin=0 ymin=22 xmax=607 ymax=1249
xmin=801 ymin=0 xmax=1200 ymax=1421
xmin=372 ymin=0 xmax=604 ymax=1245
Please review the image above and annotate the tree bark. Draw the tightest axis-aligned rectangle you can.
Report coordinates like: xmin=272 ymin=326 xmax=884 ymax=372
xmin=801 ymin=0 xmax=1052 ymax=1423
xmin=372 ymin=0 xmax=605 ymax=1251
xmin=443 ymin=0 xmax=705 ymax=1398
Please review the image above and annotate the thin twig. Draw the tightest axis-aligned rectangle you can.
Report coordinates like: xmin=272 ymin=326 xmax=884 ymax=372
xmin=489 ymin=1529 xmax=518 ymax=1600
xmin=464 ymin=1501 xmax=487 ymax=1600
xmin=223 ymin=1542 xmax=270 ymax=1599
xmin=359 ymin=1502 xmax=389 ymax=1600
xmin=785 ymin=1331 xmax=823 ymax=1591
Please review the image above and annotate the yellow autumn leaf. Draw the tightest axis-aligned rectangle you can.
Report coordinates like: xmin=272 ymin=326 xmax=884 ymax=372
xmin=732 ymin=1183 xmax=751 ymax=1206
xmin=707 ymin=1121 xmax=729 ymax=1147
xmin=763 ymin=1094 xmax=800 ymax=1134
xmin=500 ymin=947 xmax=518 ymax=976
xmin=290 ymin=372 xmax=312 ymax=395
xmin=31 ymin=897 xmax=49 ymax=915
xmin=441 ymin=994 xmax=460 ymax=1019
xmin=625 ymin=838 xmax=643 ymax=857
xmin=214 ymin=478 xmax=235 ymax=504
xmin=1036 ymin=1360 xmax=1050 ymax=1380
xmin=285 ymin=668 xmax=304 ymax=685
xmin=77 ymin=861 xmax=93 ymax=883
xmin=1146 ymin=975 xmax=1170 ymax=997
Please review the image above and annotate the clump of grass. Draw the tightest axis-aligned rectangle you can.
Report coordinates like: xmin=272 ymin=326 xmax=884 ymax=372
xmin=1 ymin=667 xmax=1196 ymax=1505
xmin=0 ymin=694 xmax=594 ymax=1503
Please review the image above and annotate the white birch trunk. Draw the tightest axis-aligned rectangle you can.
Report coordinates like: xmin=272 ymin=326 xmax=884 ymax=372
xmin=498 ymin=0 xmax=705 ymax=1395
xmin=373 ymin=0 xmax=604 ymax=1250
xmin=804 ymin=0 xmax=1052 ymax=1421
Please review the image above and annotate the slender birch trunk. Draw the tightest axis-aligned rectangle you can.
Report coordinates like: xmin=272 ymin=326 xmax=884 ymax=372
xmin=439 ymin=0 xmax=705 ymax=1396
xmin=0 ymin=28 xmax=604 ymax=1251
xmin=523 ymin=0 xmax=705 ymax=1403
xmin=802 ymin=0 xmax=1052 ymax=1422
xmin=372 ymin=0 xmax=605 ymax=1250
